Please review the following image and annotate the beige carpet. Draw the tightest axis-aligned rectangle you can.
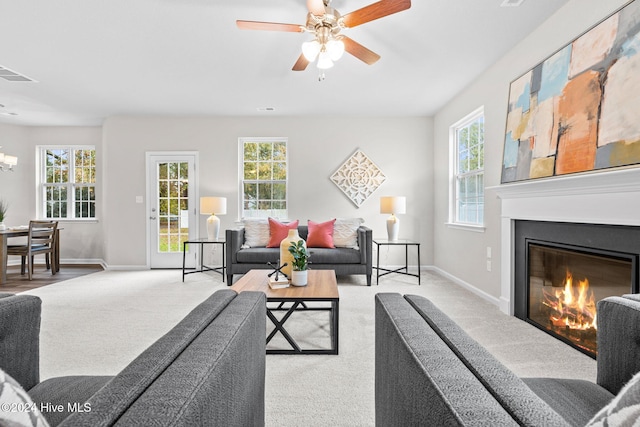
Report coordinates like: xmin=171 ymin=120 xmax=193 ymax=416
xmin=22 ymin=269 xmax=596 ymax=426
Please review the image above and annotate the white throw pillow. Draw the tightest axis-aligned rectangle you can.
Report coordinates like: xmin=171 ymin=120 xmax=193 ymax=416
xmin=0 ymin=367 xmax=50 ymax=427
xmin=333 ymin=218 xmax=364 ymax=249
xmin=586 ymin=370 xmax=640 ymax=427
xmin=242 ymin=218 xmax=270 ymax=247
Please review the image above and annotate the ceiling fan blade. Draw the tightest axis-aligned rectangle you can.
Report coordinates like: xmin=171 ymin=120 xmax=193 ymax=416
xmin=307 ymin=0 xmax=326 ymax=16
xmin=341 ymin=0 xmax=411 ymax=28
xmin=342 ymin=36 xmax=381 ymax=65
xmin=236 ymin=20 xmax=304 ymax=32
xmin=292 ymin=54 xmax=310 ymax=71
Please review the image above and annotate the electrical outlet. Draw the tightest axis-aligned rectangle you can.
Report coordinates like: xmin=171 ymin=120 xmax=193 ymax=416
xmin=486 ymin=260 xmax=492 ymax=272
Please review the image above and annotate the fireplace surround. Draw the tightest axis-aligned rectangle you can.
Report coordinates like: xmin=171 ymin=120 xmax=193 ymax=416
xmin=514 ymin=220 xmax=640 ymax=357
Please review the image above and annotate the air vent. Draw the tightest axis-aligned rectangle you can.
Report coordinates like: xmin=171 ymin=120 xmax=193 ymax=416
xmin=0 ymin=65 xmax=36 ymax=82
xmin=501 ymin=0 xmax=525 ymax=6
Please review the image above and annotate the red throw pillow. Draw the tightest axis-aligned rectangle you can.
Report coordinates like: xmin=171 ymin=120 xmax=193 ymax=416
xmin=267 ymin=218 xmax=300 ymax=247
xmin=307 ymin=219 xmax=336 ymax=248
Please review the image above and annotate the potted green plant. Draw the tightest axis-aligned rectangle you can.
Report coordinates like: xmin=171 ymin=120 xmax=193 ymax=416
xmin=288 ymin=239 xmax=310 ymax=286
xmin=0 ymin=199 xmax=7 ymax=230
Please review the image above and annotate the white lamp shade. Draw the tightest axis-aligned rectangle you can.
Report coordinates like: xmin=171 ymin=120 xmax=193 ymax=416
xmin=380 ymin=196 xmax=406 ymax=215
xmin=200 ymin=197 xmax=227 ymax=215
xmin=4 ymin=155 xmax=17 ymax=166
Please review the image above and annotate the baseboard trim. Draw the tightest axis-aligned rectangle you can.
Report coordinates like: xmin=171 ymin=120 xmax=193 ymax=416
xmin=104 ymin=265 xmax=150 ymax=271
xmin=428 ymin=266 xmax=501 ymax=307
xmin=7 ymin=258 xmax=107 ymax=269
xmin=59 ymin=259 xmax=107 ymax=269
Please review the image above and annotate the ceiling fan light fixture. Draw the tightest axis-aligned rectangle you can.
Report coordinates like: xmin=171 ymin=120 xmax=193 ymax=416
xmin=317 ymin=51 xmax=334 ymax=69
xmin=302 ymin=39 xmax=321 ymax=61
xmin=326 ymin=38 xmax=344 ymax=61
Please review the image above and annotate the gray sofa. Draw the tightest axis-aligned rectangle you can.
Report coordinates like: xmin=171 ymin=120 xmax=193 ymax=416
xmin=226 ymin=225 xmax=373 ymax=285
xmin=375 ymin=293 xmax=640 ymax=427
xmin=0 ymin=289 xmax=266 ymax=426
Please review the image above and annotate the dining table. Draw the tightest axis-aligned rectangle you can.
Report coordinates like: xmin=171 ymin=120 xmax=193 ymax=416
xmin=0 ymin=227 xmax=61 ymax=285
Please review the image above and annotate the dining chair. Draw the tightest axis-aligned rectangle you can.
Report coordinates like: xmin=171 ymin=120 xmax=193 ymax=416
xmin=7 ymin=220 xmax=58 ymax=280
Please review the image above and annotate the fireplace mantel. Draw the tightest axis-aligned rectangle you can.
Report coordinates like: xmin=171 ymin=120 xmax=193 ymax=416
xmin=487 ymin=167 xmax=640 ymax=200
xmin=487 ymin=167 xmax=640 ymax=315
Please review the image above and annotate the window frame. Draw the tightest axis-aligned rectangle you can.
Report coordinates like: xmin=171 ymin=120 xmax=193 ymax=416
xmin=448 ymin=107 xmax=485 ymax=231
xmin=238 ymin=137 xmax=288 ymax=220
xmin=37 ymin=145 xmax=97 ymax=221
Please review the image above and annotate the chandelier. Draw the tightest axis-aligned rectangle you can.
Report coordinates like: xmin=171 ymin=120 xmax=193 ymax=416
xmin=0 ymin=147 xmax=17 ymax=171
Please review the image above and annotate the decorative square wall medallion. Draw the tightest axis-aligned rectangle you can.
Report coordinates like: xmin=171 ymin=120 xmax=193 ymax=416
xmin=330 ymin=150 xmax=386 ymax=207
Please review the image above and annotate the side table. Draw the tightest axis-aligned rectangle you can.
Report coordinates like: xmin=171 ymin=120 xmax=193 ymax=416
xmin=373 ymin=238 xmax=421 ymax=285
xmin=182 ymin=238 xmax=226 ymax=283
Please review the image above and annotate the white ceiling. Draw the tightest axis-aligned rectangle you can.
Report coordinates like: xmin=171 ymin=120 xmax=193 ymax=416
xmin=0 ymin=0 xmax=567 ymax=126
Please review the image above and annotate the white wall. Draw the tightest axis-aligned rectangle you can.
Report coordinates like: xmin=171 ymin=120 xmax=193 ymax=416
xmin=102 ymin=116 xmax=433 ymax=268
xmin=0 ymin=124 xmax=103 ymax=263
xmin=0 ymin=123 xmax=29 ymax=225
xmin=432 ymin=0 xmax=629 ymax=302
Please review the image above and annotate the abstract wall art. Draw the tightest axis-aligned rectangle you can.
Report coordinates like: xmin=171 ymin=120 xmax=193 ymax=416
xmin=330 ymin=149 xmax=386 ymax=207
xmin=501 ymin=0 xmax=640 ymax=183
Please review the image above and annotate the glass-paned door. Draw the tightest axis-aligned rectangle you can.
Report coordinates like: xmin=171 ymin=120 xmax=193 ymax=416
xmin=147 ymin=153 xmax=197 ymax=268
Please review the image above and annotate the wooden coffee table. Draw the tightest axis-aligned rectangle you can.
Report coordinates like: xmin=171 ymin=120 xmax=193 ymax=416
xmin=231 ymin=269 xmax=340 ymax=355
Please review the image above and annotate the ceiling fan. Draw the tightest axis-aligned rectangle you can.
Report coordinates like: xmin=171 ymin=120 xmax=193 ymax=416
xmin=236 ymin=0 xmax=411 ymax=74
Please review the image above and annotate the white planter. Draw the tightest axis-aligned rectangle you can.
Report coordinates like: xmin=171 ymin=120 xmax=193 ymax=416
xmin=0 ymin=222 xmax=5 ymax=231
xmin=291 ymin=270 xmax=308 ymax=286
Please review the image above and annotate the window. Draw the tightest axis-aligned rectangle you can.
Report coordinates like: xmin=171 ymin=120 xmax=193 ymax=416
xmin=450 ymin=108 xmax=484 ymax=227
xmin=39 ymin=147 xmax=96 ymax=219
xmin=239 ymin=138 xmax=288 ymax=219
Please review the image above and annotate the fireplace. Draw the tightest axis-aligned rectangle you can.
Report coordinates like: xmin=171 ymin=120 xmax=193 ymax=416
xmin=514 ymin=221 xmax=640 ymax=358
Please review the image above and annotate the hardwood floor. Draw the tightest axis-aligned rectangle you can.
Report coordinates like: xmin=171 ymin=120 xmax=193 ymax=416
xmin=0 ymin=264 xmax=104 ymax=294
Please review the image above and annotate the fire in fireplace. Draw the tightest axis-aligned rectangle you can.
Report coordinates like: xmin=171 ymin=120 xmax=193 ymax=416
xmin=527 ymin=241 xmax=633 ymax=358
xmin=542 ymin=270 xmax=597 ymax=331
xmin=538 ymin=268 xmax=598 ymax=356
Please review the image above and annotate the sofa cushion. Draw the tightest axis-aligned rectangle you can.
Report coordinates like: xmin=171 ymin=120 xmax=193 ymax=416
xmin=334 ymin=218 xmax=363 ymax=248
xmin=242 ymin=218 xmax=269 ymax=247
xmin=308 ymin=248 xmax=361 ymax=264
xmin=622 ymin=293 xmax=640 ymax=302
xmin=523 ymin=378 xmax=614 ymax=426
xmin=307 ymin=219 xmax=336 ymax=248
xmin=29 ymin=376 xmax=112 ymax=426
xmin=236 ymin=247 xmax=361 ymax=265
xmin=267 ymin=218 xmax=299 ymax=247
xmin=586 ymin=370 xmax=640 ymax=427
xmin=404 ymin=294 xmax=570 ymax=427
xmin=0 ymin=367 xmax=50 ymax=427
xmin=236 ymin=248 xmax=280 ymax=264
